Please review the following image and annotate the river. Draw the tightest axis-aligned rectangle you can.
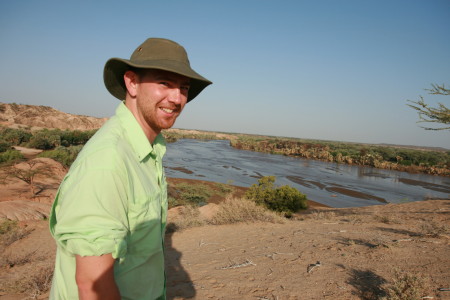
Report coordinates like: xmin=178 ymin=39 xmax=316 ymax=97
xmin=163 ymin=139 xmax=450 ymax=208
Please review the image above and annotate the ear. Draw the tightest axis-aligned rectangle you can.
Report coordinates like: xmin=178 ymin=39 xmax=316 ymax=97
xmin=124 ymin=70 xmax=139 ymax=98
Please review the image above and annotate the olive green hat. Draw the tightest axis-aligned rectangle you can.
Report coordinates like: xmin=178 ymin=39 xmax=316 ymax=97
xmin=104 ymin=38 xmax=212 ymax=102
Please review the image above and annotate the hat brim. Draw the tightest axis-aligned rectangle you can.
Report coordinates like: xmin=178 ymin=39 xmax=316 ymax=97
xmin=104 ymin=58 xmax=212 ymax=102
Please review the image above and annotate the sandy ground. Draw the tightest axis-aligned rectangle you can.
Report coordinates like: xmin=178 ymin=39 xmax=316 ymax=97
xmin=164 ymin=200 xmax=450 ymax=300
xmin=0 ymin=200 xmax=449 ymax=299
xmin=0 ymin=154 xmax=449 ymax=299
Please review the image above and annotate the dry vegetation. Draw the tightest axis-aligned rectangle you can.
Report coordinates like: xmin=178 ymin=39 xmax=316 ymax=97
xmin=0 ymin=220 xmax=54 ymax=299
xmin=383 ymin=269 xmax=430 ymax=300
xmin=210 ymin=197 xmax=285 ymax=225
xmin=167 ymin=197 xmax=285 ymax=232
xmin=0 ymin=220 xmax=32 ymax=248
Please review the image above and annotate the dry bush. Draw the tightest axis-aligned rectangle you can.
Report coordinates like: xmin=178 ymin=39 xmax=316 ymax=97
xmin=27 ymin=265 xmax=54 ymax=299
xmin=0 ymin=219 xmax=32 ymax=247
xmin=382 ymin=270 xmax=430 ymax=300
xmin=9 ymin=265 xmax=54 ymax=299
xmin=0 ymin=250 xmax=35 ymax=268
xmin=166 ymin=197 xmax=285 ymax=232
xmin=209 ymin=197 xmax=285 ymax=225
xmin=374 ymin=214 xmax=401 ymax=224
xmin=0 ymin=264 xmax=53 ymax=298
xmin=166 ymin=205 xmax=205 ymax=233
xmin=419 ymin=221 xmax=448 ymax=238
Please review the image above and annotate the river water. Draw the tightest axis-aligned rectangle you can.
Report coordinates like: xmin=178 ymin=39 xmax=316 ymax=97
xmin=163 ymin=139 xmax=450 ymax=208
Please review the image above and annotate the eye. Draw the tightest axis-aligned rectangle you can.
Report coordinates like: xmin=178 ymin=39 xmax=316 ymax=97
xmin=181 ymin=85 xmax=190 ymax=92
xmin=159 ymin=81 xmax=169 ymax=87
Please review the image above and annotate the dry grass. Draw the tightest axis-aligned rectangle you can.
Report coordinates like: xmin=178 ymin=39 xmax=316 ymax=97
xmin=419 ymin=221 xmax=448 ymax=238
xmin=8 ymin=264 xmax=53 ymax=299
xmin=209 ymin=197 xmax=285 ymax=225
xmin=0 ymin=250 xmax=36 ymax=267
xmin=0 ymin=220 xmax=53 ymax=298
xmin=0 ymin=263 xmax=53 ymax=298
xmin=167 ymin=197 xmax=285 ymax=232
xmin=342 ymin=215 xmax=363 ymax=225
xmin=374 ymin=214 xmax=401 ymax=224
xmin=166 ymin=205 xmax=206 ymax=233
xmin=306 ymin=210 xmax=337 ymax=220
xmin=0 ymin=219 xmax=33 ymax=247
xmin=27 ymin=265 xmax=54 ymax=299
xmin=382 ymin=270 xmax=430 ymax=300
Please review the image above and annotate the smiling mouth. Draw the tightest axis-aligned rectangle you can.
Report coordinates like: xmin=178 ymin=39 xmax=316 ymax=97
xmin=161 ymin=107 xmax=175 ymax=114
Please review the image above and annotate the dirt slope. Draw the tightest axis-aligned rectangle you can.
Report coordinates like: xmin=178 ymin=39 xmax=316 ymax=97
xmin=0 ymin=102 xmax=106 ymax=131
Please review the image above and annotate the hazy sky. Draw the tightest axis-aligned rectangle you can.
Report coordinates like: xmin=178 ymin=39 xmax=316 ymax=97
xmin=1 ymin=1 xmax=449 ymax=148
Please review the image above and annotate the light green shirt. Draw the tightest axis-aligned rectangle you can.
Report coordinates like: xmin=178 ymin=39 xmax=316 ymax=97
xmin=49 ymin=102 xmax=167 ymax=300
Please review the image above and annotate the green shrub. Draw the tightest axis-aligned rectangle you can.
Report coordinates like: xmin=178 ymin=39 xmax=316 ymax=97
xmin=38 ymin=145 xmax=83 ymax=167
xmin=177 ymin=183 xmax=211 ymax=205
xmin=399 ymin=160 xmax=412 ymax=166
xmin=170 ymin=182 xmax=212 ymax=207
xmin=26 ymin=129 xmax=96 ymax=150
xmin=0 ymin=149 xmax=24 ymax=164
xmin=0 ymin=141 xmax=12 ymax=153
xmin=27 ymin=131 xmax=54 ymax=150
xmin=245 ymin=176 xmax=276 ymax=203
xmin=0 ymin=127 xmax=32 ymax=146
xmin=214 ymin=182 xmax=234 ymax=196
xmin=60 ymin=129 xmax=96 ymax=146
xmin=246 ymin=176 xmax=308 ymax=214
xmin=271 ymin=185 xmax=307 ymax=212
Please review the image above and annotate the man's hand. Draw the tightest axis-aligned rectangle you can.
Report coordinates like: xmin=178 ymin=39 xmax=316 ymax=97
xmin=75 ymin=254 xmax=121 ymax=300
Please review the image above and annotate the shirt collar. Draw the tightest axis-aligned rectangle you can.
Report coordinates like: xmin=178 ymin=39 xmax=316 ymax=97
xmin=115 ymin=102 xmax=166 ymax=162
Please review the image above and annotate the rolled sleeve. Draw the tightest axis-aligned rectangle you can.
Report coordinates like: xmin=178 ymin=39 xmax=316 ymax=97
xmin=52 ymin=168 xmax=129 ymax=259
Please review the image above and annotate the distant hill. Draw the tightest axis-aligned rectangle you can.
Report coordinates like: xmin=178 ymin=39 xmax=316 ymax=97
xmin=0 ymin=102 xmax=107 ymax=131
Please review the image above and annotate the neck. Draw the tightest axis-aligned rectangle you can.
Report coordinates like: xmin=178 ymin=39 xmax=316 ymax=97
xmin=124 ymin=99 xmax=159 ymax=143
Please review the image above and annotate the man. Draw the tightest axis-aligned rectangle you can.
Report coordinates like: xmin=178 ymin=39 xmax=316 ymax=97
xmin=49 ymin=38 xmax=212 ymax=299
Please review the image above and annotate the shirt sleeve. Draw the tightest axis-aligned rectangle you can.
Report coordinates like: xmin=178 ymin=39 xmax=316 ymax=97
xmin=51 ymin=165 xmax=129 ymax=259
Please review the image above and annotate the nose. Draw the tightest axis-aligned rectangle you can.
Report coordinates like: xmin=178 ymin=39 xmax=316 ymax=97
xmin=167 ymin=87 xmax=184 ymax=104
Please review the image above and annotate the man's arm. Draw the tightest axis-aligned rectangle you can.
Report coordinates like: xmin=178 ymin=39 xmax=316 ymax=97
xmin=75 ymin=254 xmax=121 ymax=300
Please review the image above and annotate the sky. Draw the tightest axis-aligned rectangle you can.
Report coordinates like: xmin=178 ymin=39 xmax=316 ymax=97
xmin=1 ymin=0 xmax=449 ymax=149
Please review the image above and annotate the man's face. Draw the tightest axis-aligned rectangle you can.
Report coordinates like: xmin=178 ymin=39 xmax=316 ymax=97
xmin=134 ymin=69 xmax=190 ymax=136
